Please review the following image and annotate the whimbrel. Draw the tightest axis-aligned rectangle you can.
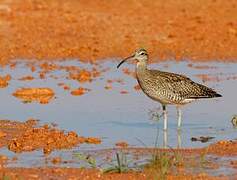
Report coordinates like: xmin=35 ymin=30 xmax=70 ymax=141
xmin=117 ymin=48 xmax=222 ymax=130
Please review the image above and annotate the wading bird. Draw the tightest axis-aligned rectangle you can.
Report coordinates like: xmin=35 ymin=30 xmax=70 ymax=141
xmin=117 ymin=48 xmax=222 ymax=130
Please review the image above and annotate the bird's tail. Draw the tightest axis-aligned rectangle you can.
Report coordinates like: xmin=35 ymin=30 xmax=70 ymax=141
xmin=189 ymin=83 xmax=222 ymax=99
xmin=189 ymin=93 xmax=222 ymax=99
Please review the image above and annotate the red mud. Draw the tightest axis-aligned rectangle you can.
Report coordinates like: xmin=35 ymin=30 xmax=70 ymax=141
xmin=0 ymin=119 xmax=101 ymax=154
xmin=12 ymin=87 xmax=55 ymax=104
xmin=117 ymin=139 xmax=237 ymax=156
xmin=0 ymin=167 xmax=230 ymax=180
xmin=0 ymin=75 xmax=11 ymax=88
xmin=70 ymin=87 xmax=90 ymax=96
xmin=18 ymin=75 xmax=34 ymax=81
xmin=207 ymin=140 xmax=237 ymax=156
xmin=0 ymin=0 xmax=237 ymax=63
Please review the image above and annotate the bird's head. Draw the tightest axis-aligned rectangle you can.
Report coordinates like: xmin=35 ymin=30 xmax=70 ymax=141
xmin=117 ymin=48 xmax=148 ymax=68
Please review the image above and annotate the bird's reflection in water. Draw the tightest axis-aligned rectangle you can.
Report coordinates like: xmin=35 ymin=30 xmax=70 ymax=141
xmin=163 ymin=130 xmax=168 ymax=148
xmin=149 ymin=108 xmax=182 ymax=149
xmin=177 ymin=129 xmax=182 ymax=148
xmin=162 ymin=128 xmax=182 ymax=149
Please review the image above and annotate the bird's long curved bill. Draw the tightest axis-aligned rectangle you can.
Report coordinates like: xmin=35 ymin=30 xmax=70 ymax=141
xmin=117 ymin=55 xmax=134 ymax=69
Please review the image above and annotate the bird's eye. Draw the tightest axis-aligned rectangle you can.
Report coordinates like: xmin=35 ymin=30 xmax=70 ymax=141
xmin=140 ymin=52 xmax=145 ymax=55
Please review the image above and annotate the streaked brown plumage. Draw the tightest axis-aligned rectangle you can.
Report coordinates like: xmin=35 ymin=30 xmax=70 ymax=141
xmin=117 ymin=48 xmax=222 ymax=130
xmin=136 ymin=67 xmax=221 ymax=105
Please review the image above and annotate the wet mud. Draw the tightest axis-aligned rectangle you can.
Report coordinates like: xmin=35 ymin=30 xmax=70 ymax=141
xmin=0 ymin=167 xmax=231 ymax=180
xmin=0 ymin=75 xmax=11 ymax=88
xmin=0 ymin=119 xmax=101 ymax=154
xmin=13 ymin=88 xmax=55 ymax=104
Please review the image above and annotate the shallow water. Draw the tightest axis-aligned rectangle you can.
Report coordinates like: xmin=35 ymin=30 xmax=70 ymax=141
xmin=0 ymin=59 xmax=236 ymax=171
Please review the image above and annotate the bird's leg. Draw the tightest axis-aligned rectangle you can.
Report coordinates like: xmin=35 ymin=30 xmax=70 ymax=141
xmin=163 ymin=129 xmax=168 ymax=149
xmin=162 ymin=105 xmax=167 ymax=131
xmin=177 ymin=106 xmax=182 ymax=129
xmin=177 ymin=129 xmax=182 ymax=148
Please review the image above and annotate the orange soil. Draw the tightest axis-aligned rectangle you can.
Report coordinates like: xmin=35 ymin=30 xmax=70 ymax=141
xmin=207 ymin=140 xmax=237 ymax=156
xmin=115 ymin=141 xmax=129 ymax=148
xmin=0 ymin=168 xmax=229 ymax=180
xmin=12 ymin=87 xmax=55 ymax=104
xmin=69 ymin=69 xmax=100 ymax=82
xmin=0 ymin=0 xmax=237 ymax=64
xmin=0 ymin=75 xmax=11 ymax=88
xmin=69 ymin=70 xmax=93 ymax=83
xmin=0 ymin=119 xmax=101 ymax=154
xmin=95 ymin=139 xmax=237 ymax=157
xmin=18 ymin=75 xmax=34 ymax=81
xmin=0 ymin=119 xmax=38 ymax=149
xmin=70 ymin=87 xmax=90 ymax=96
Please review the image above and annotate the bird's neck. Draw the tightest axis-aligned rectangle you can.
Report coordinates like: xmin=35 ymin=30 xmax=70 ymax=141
xmin=136 ymin=62 xmax=147 ymax=72
xmin=136 ymin=62 xmax=148 ymax=90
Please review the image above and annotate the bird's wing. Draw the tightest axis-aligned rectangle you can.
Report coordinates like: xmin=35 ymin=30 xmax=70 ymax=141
xmin=150 ymin=70 xmax=221 ymax=99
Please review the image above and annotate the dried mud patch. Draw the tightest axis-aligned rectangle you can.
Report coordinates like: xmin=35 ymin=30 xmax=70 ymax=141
xmin=207 ymin=140 xmax=237 ymax=156
xmin=12 ymin=87 xmax=55 ymax=104
xmin=0 ymin=0 xmax=237 ymax=63
xmin=0 ymin=75 xmax=11 ymax=88
xmin=0 ymin=119 xmax=37 ymax=148
xmin=70 ymin=87 xmax=90 ymax=96
xmin=0 ymin=119 xmax=101 ymax=154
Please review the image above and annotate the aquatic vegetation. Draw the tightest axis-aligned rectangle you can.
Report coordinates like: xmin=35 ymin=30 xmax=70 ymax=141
xmin=2 ymin=175 xmax=11 ymax=180
xmin=74 ymin=153 xmax=97 ymax=168
xmin=148 ymin=108 xmax=162 ymax=122
xmin=144 ymin=151 xmax=175 ymax=179
xmin=103 ymin=152 xmax=130 ymax=173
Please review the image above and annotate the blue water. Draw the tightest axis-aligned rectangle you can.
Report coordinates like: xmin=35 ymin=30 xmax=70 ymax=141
xmin=0 ymin=59 xmax=236 ymax=172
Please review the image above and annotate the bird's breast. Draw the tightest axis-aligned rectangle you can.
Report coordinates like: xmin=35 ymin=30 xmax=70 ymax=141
xmin=136 ymin=71 xmax=169 ymax=104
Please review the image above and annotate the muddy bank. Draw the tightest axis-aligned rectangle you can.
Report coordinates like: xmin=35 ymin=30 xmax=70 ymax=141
xmin=0 ymin=119 xmax=236 ymax=179
xmin=0 ymin=0 xmax=237 ymax=63
xmin=0 ymin=167 xmax=229 ymax=180
xmin=0 ymin=119 xmax=101 ymax=154
xmin=90 ymin=139 xmax=237 ymax=157
xmin=139 ymin=138 xmax=237 ymax=156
